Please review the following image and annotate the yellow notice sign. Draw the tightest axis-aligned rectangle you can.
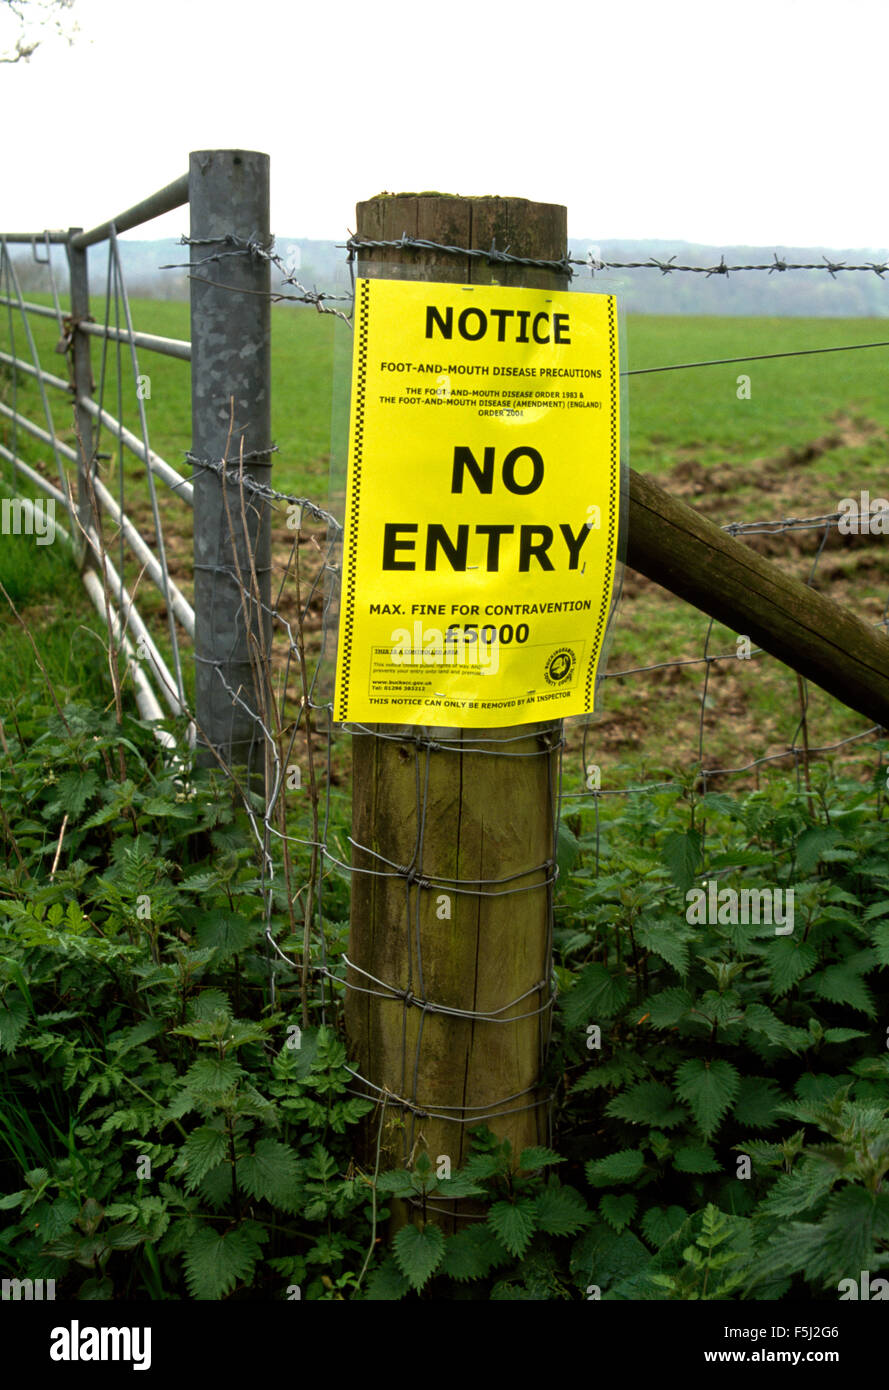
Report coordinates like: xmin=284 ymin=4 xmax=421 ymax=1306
xmin=333 ymin=277 xmax=620 ymax=727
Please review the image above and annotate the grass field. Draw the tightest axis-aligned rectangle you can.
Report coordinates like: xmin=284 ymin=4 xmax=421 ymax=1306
xmin=1 ymin=296 xmax=886 ymax=789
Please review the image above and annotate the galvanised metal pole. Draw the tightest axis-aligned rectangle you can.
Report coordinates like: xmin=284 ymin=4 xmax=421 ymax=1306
xmin=189 ymin=150 xmax=272 ymax=788
xmin=66 ymin=227 xmax=94 ymax=569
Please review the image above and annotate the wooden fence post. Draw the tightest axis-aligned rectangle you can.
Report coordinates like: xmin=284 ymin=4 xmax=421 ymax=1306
xmin=344 ymin=195 xmax=569 ymax=1193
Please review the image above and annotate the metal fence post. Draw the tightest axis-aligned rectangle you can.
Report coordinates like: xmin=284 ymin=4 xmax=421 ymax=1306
xmin=188 ymin=150 xmax=272 ymax=786
xmin=66 ymin=227 xmax=93 ymax=566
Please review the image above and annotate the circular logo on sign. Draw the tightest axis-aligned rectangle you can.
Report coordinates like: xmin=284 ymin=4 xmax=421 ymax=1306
xmin=544 ymin=648 xmax=576 ymax=686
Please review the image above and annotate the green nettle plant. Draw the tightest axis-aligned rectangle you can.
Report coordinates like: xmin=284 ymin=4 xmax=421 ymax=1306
xmin=0 ymin=691 xmax=380 ymax=1299
xmin=365 ymin=1128 xmax=594 ymax=1300
xmin=546 ymin=758 xmax=889 ymax=1299
xmin=1 ymin=679 xmax=887 ymax=1298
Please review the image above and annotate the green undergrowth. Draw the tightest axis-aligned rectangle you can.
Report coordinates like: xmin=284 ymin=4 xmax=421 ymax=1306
xmin=0 ymin=684 xmax=887 ymax=1299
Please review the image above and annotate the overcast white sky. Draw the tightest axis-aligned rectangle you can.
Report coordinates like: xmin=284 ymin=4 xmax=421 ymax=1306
xmin=3 ymin=0 xmax=887 ymax=249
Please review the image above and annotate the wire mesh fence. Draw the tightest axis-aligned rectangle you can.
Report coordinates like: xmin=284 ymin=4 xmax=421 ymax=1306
xmin=1 ymin=167 xmax=887 ymax=1205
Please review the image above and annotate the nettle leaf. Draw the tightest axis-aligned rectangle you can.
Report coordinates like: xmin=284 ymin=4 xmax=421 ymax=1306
xmin=433 ymin=1173 xmax=486 ymax=1199
xmin=571 ymin=1224 xmax=650 ymax=1291
xmin=700 ymin=793 xmax=738 ymax=818
xmin=182 ymin=1125 xmax=228 ymax=1189
xmin=599 ymin=1193 xmax=636 ymax=1232
xmin=662 ymin=830 xmax=702 ymax=893
xmin=585 ymin=1148 xmax=645 ymax=1187
xmin=791 ymin=1072 xmax=849 ymax=1109
xmin=732 ymin=1076 xmax=785 ymax=1129
xmin=759 ymin=1159 xmax=838 ymax=1217
xmin=635 ymin=918 xmax=690 ymax=976
xmin=105 ymin=1221 xmax=147 ymax=1252
xmin=237 ymin=1139 xmax=299 ymax=1206
xmin=179 ymin=871 xmax=219 ymax=895
xmin=219 ymin=1019 xmax=269 ymax=1049
xmin=373 ymin=1170 xmax=415 ymax=1198
xmin=182 ymin=1056 xmax=244 ymax=1098
xmin=870 ymin=921 xmax=889 ymax=967
xmin=517 ymin=1146 xmax=564 ymax=1172
xmin=534 ymin=1185 xmax=592 ymax=1236
xmin=743 ymin=1003 xmax=806 ymax=1055
xmin=198 ymin=1163 xmax=234 ymax=1210
xmin=562 ymin=963 xmax=629 ymax=1027
xmin=460 ymin=1152 xmax=502 ymax=1182
xmin=788 ymin=1188 xmax=889 ymax=1287
xmin=747 ymin=1222 xmax=830 ymax=1287
xmin=488 ymin=1281 xmax=534 ymax=1301
xmin=196 ymin=911 xmax=257 ymax=962
xmin=392 ymin=1223 xmax=445 ymax=1290
xmin=42 ymin=1195 xmax=80 ymax=1239
xmin=570 ymin=1054 xmax=648 ymax=1095
xmin=642 ymin=987 xmax=694 ymax=1029
xmin=50 ymin=769 xmax=100 ymax=821
xmin=364 ymin=1255 xmax=410 ymax=1301
xmin=605 ymin=1080 xmax=686 ymax=1130
xmin=641 ymin=1205 xmax=688 ymax=1248
xmin=487 ymin=1199 xmax=538 ymax=1257
xmin=674 ymin=1058 xmax=739 ymax=1139
xmin=182 ymin=1224 xmax=264 ymax=1300
xmin=188 ymin=989 xmax=232 ymax=1021
xmin=822 ymin=1027 xmax=868 ymax=1044
xmin=766 ymin=936 xmax=817 ymax=996
xmin=141 ymin=797 xmax=195 ymax=820
xmin=673 ymin=1144 xmax=721 ymax=1174
xmin=0 ymin=990 xmax=28 ymax=1054
xmin=556 ymin=821 xmax=580 ymax=878
xmin=812 ymin=965 xmax=876 ymax=1017
xmin=109 ymin=1018 xmax=165 ymax=1055
xmin=174 ymin=1016 xmax=231 ymax=1043
xmin=440 ymin=1225 xmax=510 ymax=1281
xmin=795 ymin=827 xmax=841 ymax=872
xmin=736 ymin=1139 xmax=784 ymax=1168
xmin=80 ymin=800 xmax=122 ymax=831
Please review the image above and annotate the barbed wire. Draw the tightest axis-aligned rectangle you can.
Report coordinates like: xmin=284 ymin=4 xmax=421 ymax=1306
xmin=344 ymin=234 xmax=889 ymax=280
xmin=185 ymin=452 xmax=343 ymax=535
xmin=725 ymin=510 xmax=889 ymax=537
xmin=164 ymin=234 xmax=354 ymax=320
xmin=163 ymin=232 xmax=889 ymax=387
xmin=583 ymin=252 xmax=889 ymax=279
